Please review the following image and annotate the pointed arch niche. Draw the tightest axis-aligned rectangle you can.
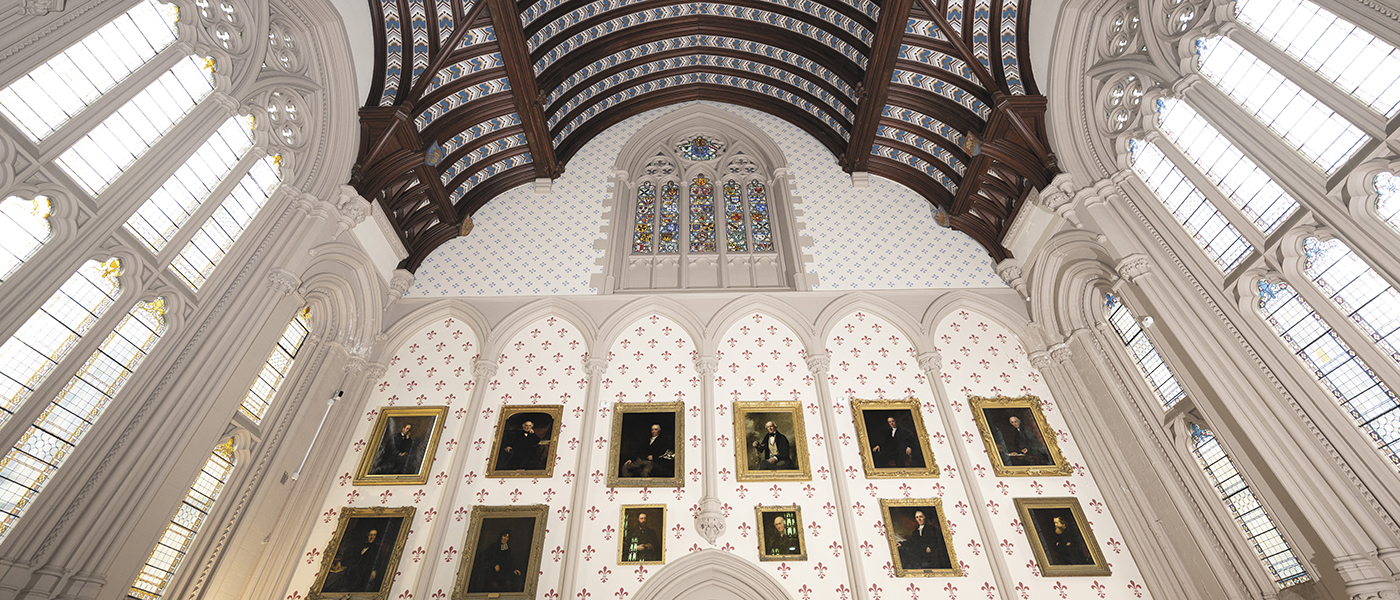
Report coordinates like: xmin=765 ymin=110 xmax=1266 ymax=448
xmin=602 ymin=106 xmax=813 ymax=293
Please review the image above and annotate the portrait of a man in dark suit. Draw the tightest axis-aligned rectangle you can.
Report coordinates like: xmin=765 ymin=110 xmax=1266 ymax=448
xmin=456 ymin=506 xmax=549 ymax=598
xmin=862 ymin=410 xmax=926 ymax=469
xmin=620 ymin=506 xmax=665 ymax=564
xmin=754 ymin=506 xmax=806 ymax=560
xmin=312 ymin=511 xmax=412 ymax=597
xmin=881 ymin=499 xmax=958 ymax=576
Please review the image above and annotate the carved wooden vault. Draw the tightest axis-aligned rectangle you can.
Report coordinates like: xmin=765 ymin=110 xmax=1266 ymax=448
xmin=352 ymin=0 xmax=1056 ymax=270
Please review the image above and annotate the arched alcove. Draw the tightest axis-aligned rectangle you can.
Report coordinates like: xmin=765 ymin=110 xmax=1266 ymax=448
xmin=631 ymin=549 xmax=795 ymax=600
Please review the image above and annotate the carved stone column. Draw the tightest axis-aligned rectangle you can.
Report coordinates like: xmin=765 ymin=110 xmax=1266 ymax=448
xmin=559 ymin=357 xmax=609 ymax=594
xmin=806 ymin=353 xmax=868 ymax=599
xmin=693 ymin=356 xmax=725 ymax=544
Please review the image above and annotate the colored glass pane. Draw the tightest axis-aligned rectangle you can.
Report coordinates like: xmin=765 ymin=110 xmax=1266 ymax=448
xmin=724 ymin=180 xmax=746 ymax=252
xmin=1105 ymin=294 xmax=1185 ymax=409
xmin=633 ymin=181 xmax=656 ymax=253
xmin=128 ymin=440 xmax=235 ymax=600
xmin=1303 ymin=237 xmax=1400 ymax=366
xmin=0 ymin=196 xmax=52 ymax=283
xmin=658 ymin=181 xmax=680 ymax=254
xmin=240 ymin=308 xmax=312 ymax=423
xmin=748 ymin=180 xmax=773 ymax=252
xmin=677 ymin=135 xmax=724 ymax=161
xmin=689 ymin=175 xmax=715 ymax=253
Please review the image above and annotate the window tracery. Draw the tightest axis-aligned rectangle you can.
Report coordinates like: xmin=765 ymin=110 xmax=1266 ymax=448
xmin=0 ymin=195 xmax=53 ymax=282
xmin=1302 ymin=237 xmax=1400 ymax=366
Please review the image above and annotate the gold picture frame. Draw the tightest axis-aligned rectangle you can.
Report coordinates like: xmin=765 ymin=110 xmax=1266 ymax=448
xmin=754 ymin=505 xmax=808 ymax=561
xmin=969 ymin=395 xmax=1072 ymax=477
xmin=607 ymin=401 xmax=684 ymax=488
xmin=485 ymin=405 xmax=564 ymax=478
xmin=879 ymin=498 xmax=960 ymax=577
xmin=618 ymin=504 xmax=667 ymax=565
xmin=850 ymin=398 xmax=939 ymax=479
xmin=1015 ymin=497 xmax=1112 ymax=576
xmin=733 ymin=401 xmax=812 ymax=481
xmin=308 ymin=506 xmax=415 ymax=600
xmin=354 ymin=406 xmax=448 ymax=485
xmin=452 ymin=504 xmax=549 ymax=598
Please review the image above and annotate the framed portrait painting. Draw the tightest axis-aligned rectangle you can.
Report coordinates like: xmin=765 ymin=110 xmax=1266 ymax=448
xmin=1015 ymin=497 xmax=1112 ymax=576
xmin=969 ymin=395 xmax=1071 ymax=477
xmin=754 ymin=505 xmax=807 ymax=561
xmin=452 ymin=505 xmax=549 ymax=598
xmin=308 ymin=506 xmax=415 ymax=600
xmin=485 ymin=405 xmax=563 ymax=478
xmin=607 ymin=401 xmax=683 ymax=488
xmin=850 ymin=398 xmax=938 ymax=479
xmin=355 ymin=406 xmax=448 ymax=485
xmin=618 ymin=504 xmax=667 ymax=565
xmin=733 ymin=401 xmax=811 ymax=481
xmin=879 ymin=498 xmax=960 ymax=577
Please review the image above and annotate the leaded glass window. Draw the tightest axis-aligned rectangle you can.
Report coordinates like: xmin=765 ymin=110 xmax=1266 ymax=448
xmin=0 ymin=196 xmax=53 ymax=282
xmin=1234 ymin=0 xmax=1400 ymax=118
xmin=724 ymin=180 xmax=745 ymax=252
xmin=677 ymin=135 xmax=723 ymax=160
xmin=658 ymin=181 xmax=680 ymax=254
xmin=1129 ymin=139 xmax=1253 ymax=272
xmin=0 ymin=0 xmax=180 ymax=143
xmin=1188 ymin=424 xmax=1310 ymax=588
xmin=0 ymin=296 xmax=168 ymax=543
xmin=0 ymin=258 xmax=121 ymax=427
xmin=169 ymin=156 xmax=282 ymax=290
xmin=689 ymin=175 xmax=715 ymax=253
xmin=1195 ymin=36 xmax=1366 ymax=173
xmin=748 ymin=180 xmax=772 ymax=252
xmin=1378 ymin=172 xmax=1400 ymax=234
xmin=127 ymin=439 xmax=235 ymax=600
xmin=1256 ymin=279 xmax=1400 ymax=467
xmin=633 ymin=181 xmax=657 ymax=253
xmin=240 ymin=308 xmax=312 ymax=423
xmin=1105 ymin=293 xmax=1185 ymax=409
xmin=1303 ymin=237 xmax=1400 ymax=365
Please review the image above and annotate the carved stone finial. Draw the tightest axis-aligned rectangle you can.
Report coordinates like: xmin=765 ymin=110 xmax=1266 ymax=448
xmin=693 ymin=356 xmax=719 ymax=376
xmin=805 ymin=353 xmax=831 ymax=376
xmin=386 ymin=269 xmax=414 ymax=304
xmin=1049 ymin=343 xmax=1073 ymax=364
xmin=695 ymin=496 xmax=727 ymax=545
xmin=473 ymin=358 xmax=500 ymax=380
xmin=266 ymin=268 xmax=300 ymax=296
xmin=1116 ymin=254 xmax=1152 ymax=283
xmin=585 ymin=357 xmax=609 ymax=378
xmin=1028 ymin=351 xmax=1052 ymax=371
xmin=917 ymin=352 xmax=942 ymax=376
xmin=996 ymin=259 xmax=1028 ymax=299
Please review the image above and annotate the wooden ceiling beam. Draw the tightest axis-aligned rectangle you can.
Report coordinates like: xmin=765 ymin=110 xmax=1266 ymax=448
xmin=407 ymin=0 xmax=490 ymax=101
xmin=484 ymin=0 xmax=563 ymax=179
xmin=842 ymin=0 xmax=914 ymax=173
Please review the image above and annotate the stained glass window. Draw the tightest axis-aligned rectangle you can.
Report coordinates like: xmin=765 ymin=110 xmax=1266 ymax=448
xmin=1188 ymin=424 xmax=1310 ymax=588
xmin=689 ymin=175 xmax=716 ymax=253
xmin=1378 ymin=172 xmax=1400 ymax=234
xmin=54 ymin=56 xmax=215 ymax=197
xmin=724 ymin=180 xmax=746 ymax=252
xmin=748 ymin=180 xmax=773 ymax=252
xmin=123 ymin=116 xmax=257 ymax=254
xmin=1235 ymin=0 xmax=1400 ymax=118
xmin=633 ymin=181 xmax=656 ymax=254
xmin=1129 ymin=139 xmax=1253 ymax=272
xmin=1105 ymin=294 xmax=1185 ymax=409
xmin=676 ymin=135 xmax=723 ymax=161
xmin=1256 ymin=279 xmax=1400 ymax=467
xmin=0 ymin=196 xmax=53 ymax=282
xmin=169 ymin=156 xmax=282 ymax=290
xmin=240 ymin=308 xmax=312 ymax=423
xmin=0 ymin=296 xmax=168 ymax=543
xmin=1196 ymin=36 xmax=1366 ymax=174
xmin=1303 ymin=237 xmax=1400 ymax=365
xmin=0 ymin=0 xmax=180 ymax=143
xmin=128 ymin=439 xmax=235 ymax=600
xmin=658 ymin=181 xmax=680 ymax=254
xmin=0 ymin=258 xmax=121 ymax=428
xmin=1155 ymin=98 xmax=1300 ymax=235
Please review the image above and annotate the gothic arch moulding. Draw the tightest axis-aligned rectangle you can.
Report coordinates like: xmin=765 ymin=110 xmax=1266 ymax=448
xmin=631 ymin=549 xmax=795 ymax=600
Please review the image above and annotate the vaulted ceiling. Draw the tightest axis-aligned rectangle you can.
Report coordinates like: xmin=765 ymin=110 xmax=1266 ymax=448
xmin=352 ymin=0 xmax=1057 ymax=271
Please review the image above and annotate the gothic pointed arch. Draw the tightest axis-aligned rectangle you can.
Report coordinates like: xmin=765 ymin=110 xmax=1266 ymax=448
xmin=632 ymin=549 xmax=795 ymax=600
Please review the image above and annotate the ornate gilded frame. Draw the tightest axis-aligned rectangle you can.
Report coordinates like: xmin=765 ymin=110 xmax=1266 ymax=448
xmin=354 ymin=405 xmax=448 ymax=485
xmin=733 ymin=400 xmax=812 ymax=481
xmin=879 ymin=498 xmax=961 ymax=577
xmin=618 ymin=504 xmax=668 ymax=565
xmin=1015 ymin=497 xmax=1112 ymax=576
xmin=969 ymin=395 xmax=1072 ymax=477
xmin=754 ymin=504 xmax=808 ymax=561
xmin=850 ymin=398 xmax=939 ymax=479
xmin=607 ymin=401 xmax=684 ymax=488
xmin=308 ymin=506 xmax=416 ymax=600
xmin=485 ymin=405 xmax=564 ymax=478
xmin=452 ymin=504 xmax=549 ymax=598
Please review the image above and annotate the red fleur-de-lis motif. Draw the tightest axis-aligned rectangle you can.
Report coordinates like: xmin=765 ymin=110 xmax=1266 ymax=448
xmin=476 ymin=489 xmax=489 ymax=503
xmin=1014 ymin=582 xmax=1030 ymax=599
xmin=1000 ymin=539 xmax=1015 ymax=555
xmin=583 ymin=545 xmax=596 ymax=561
xmin=1030 ymin=481 xmax=1043 ymax=495
xmin=411 ymin=546 xmax=426 ymax=563
xmin=634 ymin=565 xmax=647 ymax=582
xmin=1106 ymin=538 xmax=1123 ymax=554
xmin=775 ymin=563 xmax=791 ymax=579
xmin=598 ymin=566 xmax=611 ymax=583
xmin=1053 ymin=582 xmax=1068 ymax=599
xmin=1011 ymin=519 xmax=1024 ymax=534
xmin=398 ymin=590 xmax=413 ymax=600
xmin=602 ymin=525 xmax=615 ymax=540
xmin=810 ymin=562 xmax=826 ymax=578
xmin=557 ymin=506 xmax=570 ymax=521
xmin=868 ymin=582 xmax=883 ymax=600
xmin=985 ymin=500 xmax=999 ymax=515
xmin=592 ymin=470 xmax=604 ymax=483
xmin=606 ymin=488 xmax=618 ymax=502
xmin=454 ymin=506 xmax=469 ymax=521
xmin=510 ymin=488 xmax=522 ymax=503
xmin=943 ymin=582 xmax=958 ymax=600
xmin=432 ymin=589 xmax=448 ymax=600
xmin=967 ymin=539 xmax=982 ymax=555
xmin=829 ymin=541 xmax=842 ymax=557
xmin=346 ymin=490 xmax=360 ymax=503
xmin=322 ymin=508 xmax=337 ymax=523
xmin=424 ymin=507 xmax=437 ymax=522
xmin=378 ymin=490 xmax=393 ymax=504
xmin=1127 ymin=580 xmax=1143 ymax=598
xmin=860 ymin=540 xmax=874 ymax=556
xmin=412 ymin=490 xmax=425 ymax=504
xmin=304 ymin=548 xmax=320 ymax=564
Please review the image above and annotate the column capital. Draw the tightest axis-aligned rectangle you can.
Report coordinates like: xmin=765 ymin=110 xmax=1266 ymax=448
xmin=1049 ymin=343 xmax=1073 ymax=364
xmin=1028 ymin=350 xmax=1052 ymax=371
xmin=473 ymin=358 xmax=499 ymax=380
xmin=805 ymin=353 xmax=831 ymax=376
xmin=585 ymin=357 xmax=609 ymax=377
xmin=917 ymin=351 xmax=942 ymax=376
xmin=693 ymin=356 xmax=719 ymax=375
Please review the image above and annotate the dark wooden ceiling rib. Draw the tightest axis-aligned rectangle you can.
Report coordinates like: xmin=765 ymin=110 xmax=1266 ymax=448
xmin=1015 ymin=0 xmax=1038 ymax=95
xmin=884 ymin=86 xmax=982 ymax=133
xmin=877 ymin=115 xmax=971 ymax=163
xmin=414 ymin=57 xmax=509 ymax=111
xmin=524 ymin=0 xmax=876 ymax=49
xmin=869 ymin=135 xmax=964 ymax=183
xmin=925 ymin=1 xmax=997 ymax=91
xmin=442 ymin=145 xmax=534 ymax=195
xmin=418 ymin=94 xmax=519 ymax=142
xmin=843 ymin=0 xmax=913 ymax=173
xmin=549 ymin=66 xmax=854 ymax=140
xmin=407 ymin=0 xmax=491 ymax=101
xmin=893 ymin=53 xmax=996 ymax=105
xmin=484 ymin=0 xmax=562 ymax=179
xmin=435 ymin=126 xmax=529 ymax=174
xmin=455 ymin=166 xmax=539 ymax=216
xmin=867 ymin=160 xmax=954 ymax=208
xmin=535 ymin=18 xmax=869 ymax=92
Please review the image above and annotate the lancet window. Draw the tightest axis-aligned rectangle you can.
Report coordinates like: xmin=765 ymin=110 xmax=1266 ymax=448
xmin=239 ymin=308 xmax=312 ymax=422
xmin=128 ymin=439 xmax=236 ymax=600
xmin=0 ymin=196 xmax=53 ymax=282
xmin=630 ymin=137 xmax=775 ymax=260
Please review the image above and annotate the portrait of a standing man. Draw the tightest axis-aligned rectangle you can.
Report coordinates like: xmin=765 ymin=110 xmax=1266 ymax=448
xmin=850 ymin=399 xmax=938 ymax=478
xmin=619 ymin=505 xmax=666 ymax=564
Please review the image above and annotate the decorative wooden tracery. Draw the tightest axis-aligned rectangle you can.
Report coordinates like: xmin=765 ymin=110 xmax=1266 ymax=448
xmin=354 ymin=0 xmax=1055 ymax=270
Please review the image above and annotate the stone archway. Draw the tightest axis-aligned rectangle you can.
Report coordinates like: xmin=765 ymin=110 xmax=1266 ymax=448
xmin=631 ymin=549 xmax=795 ymax=600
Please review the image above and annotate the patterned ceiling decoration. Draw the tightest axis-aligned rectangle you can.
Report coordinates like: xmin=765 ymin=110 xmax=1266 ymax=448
xmin=354 ymin=0 xmax=1055 ymax=270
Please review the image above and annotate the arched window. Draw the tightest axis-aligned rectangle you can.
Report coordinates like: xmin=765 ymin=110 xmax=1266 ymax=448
xmin=1104 ymin=293 xmax=1184 ymax=409
xmin=128 ymin=438 xmax=236 ymax=600
xmin=1376 ymin=172 xmax=1400 ymax=234
xmin=239 ymin=307 xmax=312 ymax=422
xmin=1128 ymin=139 xmax=1252 ymax=272
xmin=0 ymin=295 xmax=168 ymax=541
xmin=1301 ymin=237 xmax=1400 ymax=365
xmin=168 ymin=155 xmax=283 ymax=290
xmin=0 ymin=195 xmax=53 ymax=282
